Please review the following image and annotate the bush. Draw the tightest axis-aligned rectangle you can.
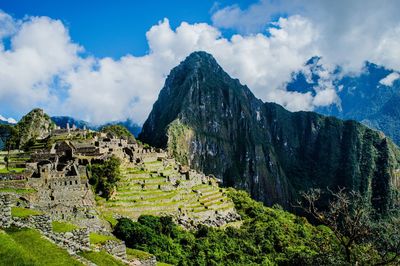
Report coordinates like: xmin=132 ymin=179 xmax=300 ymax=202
xmin=113 ymin=191 xmax=336 ymax=266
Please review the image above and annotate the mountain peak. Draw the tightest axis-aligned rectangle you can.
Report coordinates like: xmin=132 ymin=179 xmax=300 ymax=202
xmin=176 ymin=51 xmax=221 ymax=73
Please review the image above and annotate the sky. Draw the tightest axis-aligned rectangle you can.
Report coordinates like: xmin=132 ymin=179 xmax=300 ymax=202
xmin=0 ymin=0 xmax=400 ymax=124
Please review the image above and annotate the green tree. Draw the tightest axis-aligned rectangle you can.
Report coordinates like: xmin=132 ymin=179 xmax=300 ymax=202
xmin=89 ymin=156 xmax=121 ymax=199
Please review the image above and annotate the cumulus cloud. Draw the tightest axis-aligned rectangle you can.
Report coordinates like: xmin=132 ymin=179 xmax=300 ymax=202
xmin=2 ymin=1 xmax=400 ymax=124
xmin=0 ymin=14 xmax=81 ymax=118
xmin=0 ymin=12 xmax=329 ymax=123
xmin=212 ymin=0 xmax=400 ymax=73
xmin=380 ymin=72 xmax=400 ymax=86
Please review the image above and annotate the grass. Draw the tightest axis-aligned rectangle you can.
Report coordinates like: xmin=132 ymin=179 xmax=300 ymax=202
xmin=11 ymin=207 xmax=43 ymax=218
xmin=1 ymin=227 xmax=83 ymax=266
xmin=0 ymin=230 xmax=36 ymax=266
xmin=89 ymin=232 xmax=119 ymax=245
xmin=126 ymin=248 xmax=154 ymax=260
xmin=157 ymin=263 xmax=174 ymax=266
xmin=52 ymin=221 xmax=79 ymax=233
xmin=0 ymin=167 xmax=25 ymax=174
xmin=79 ymin=251 xmax=125 ymax=266
xmin=0 ymin=188 xmax=36 ymax=194
xmin=101 ymin=212 xmax=119 ymax=227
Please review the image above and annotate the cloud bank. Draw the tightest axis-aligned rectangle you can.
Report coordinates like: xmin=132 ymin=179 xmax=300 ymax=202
xmin=1 ymin=0 xmax=400 ymax=124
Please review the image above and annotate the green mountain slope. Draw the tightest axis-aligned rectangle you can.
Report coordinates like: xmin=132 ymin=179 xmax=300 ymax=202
xmin=139 ymin=51 xmax=400 ymax=213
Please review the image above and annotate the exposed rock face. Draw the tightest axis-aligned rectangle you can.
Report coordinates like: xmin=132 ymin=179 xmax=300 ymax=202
xmin=16 ymin=108 xmax=55 ymax=148
xmin=140 ymin=51 xmax=400 ymax=213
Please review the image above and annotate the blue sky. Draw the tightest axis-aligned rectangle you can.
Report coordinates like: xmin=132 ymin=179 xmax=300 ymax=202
xmin=0 ymin=0 xmax=253 ymax=58
xmin=0 ymin=0 xmax=399 ymax=124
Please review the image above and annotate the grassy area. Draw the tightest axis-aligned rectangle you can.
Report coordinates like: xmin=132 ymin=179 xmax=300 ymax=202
xmin=0 ymin=167 xmax=25 ymax=174
xmin=89 ymin=232 xmax=119 ymax=245
xmin=0 ymin=230 xmax=36 ymax=266
xmin=0 ymin=187 xmax=36 ymax=194
xmin=126 ymin=248 xmax=154 ymax=260
xmin=52 ymin=221 xmax=79 ymax=233
xmin=101 ymin=212 xmax=119 ymax=227
xmin=1 ymin=227 xmax=83 ymax=266
xmin=79 ymin=251 xmax=125 ymax=266
xmin=157 ymin=263 xmax=174 ymax=266
xmin=11 ymin=207 xmax=43 ymax=218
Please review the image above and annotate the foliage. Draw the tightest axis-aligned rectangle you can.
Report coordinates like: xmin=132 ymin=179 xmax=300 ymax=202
xmin=89 ymin=155 xmax=121 ymax=199
xmin=79 ymin=251 xmax=125 ymax=266
xmin=0 ymin=167 xmax=25 ymax=174
xmin=2 ymin=227 xmax=83 ymax=266
xmin=52 ymin=221 xmax=79 ymax=233
xmin=11 ymin=207 xmax=43 ymax=218
xmin=114 ymin=189 xmax=338 ymax=266
xmin=100 ymin=124 xmax=136 ymax=143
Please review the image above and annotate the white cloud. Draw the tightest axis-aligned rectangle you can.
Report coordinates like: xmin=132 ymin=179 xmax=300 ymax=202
xmin=0 ymin=114 xmax=17 ymax=124
xmin=212 ymin=0 xmax=400 ymax=73
xmin=3 ymin=1 xmax=400 ymax=124
xmin=1 ymin=13 xmax=330 ymax=124
xmin=0 ymin=14 xmax=81 ymax=118
xmin=380 ymin=72 xmax=400 ymax=86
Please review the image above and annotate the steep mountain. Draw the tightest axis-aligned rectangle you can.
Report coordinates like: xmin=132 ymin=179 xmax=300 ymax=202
xmin=140 ymin=51 xmax=400 ymax=213
xmin=288 ymin=59 xmax=400 ymax=145
xmin=15 ymin=108 xmax=55 ymax=148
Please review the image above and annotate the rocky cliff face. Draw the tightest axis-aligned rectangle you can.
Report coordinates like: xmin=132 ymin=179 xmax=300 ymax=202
xmin=140 ymin=52 xmax=400 ymax=213
xmin=16 ymin=108 xmax=55 ymax=148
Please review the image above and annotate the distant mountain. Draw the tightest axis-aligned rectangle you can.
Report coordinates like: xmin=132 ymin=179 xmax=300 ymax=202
xmin=51 ymin=116 xmax=142 ymax=137
xmin=51 ymin=116 xmax=90 ymax=130
xmin=287 ymin=59 xmax=400 ymax=145
xmin=140 ymin=51 xmax=400 ymax=214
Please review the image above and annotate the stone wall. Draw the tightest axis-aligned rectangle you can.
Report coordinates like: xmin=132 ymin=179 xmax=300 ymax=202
xmin=0 ymin=194 xmax=11 ymax=228
xmin=49 ymin=228 xmax=90 ymax=253
xmin=101 ymin=240 xmax=127 ymax=259
xmin=12 ymin=214 xmax=53 ymax=233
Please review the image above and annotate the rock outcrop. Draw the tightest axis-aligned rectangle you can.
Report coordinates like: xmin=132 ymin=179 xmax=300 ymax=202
xmin=140 ymin=51 xmax=400 ymax=213
xmin=15 ymin=108 xmax=55 ymax=148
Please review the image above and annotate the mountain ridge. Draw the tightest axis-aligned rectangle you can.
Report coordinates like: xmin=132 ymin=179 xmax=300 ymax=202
xmin=140 ymin=51 xmax=400 ymax=213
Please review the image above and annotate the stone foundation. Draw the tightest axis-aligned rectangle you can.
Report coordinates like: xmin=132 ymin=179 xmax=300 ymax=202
xmin=0 ymin=194 xmax=11 ymax=228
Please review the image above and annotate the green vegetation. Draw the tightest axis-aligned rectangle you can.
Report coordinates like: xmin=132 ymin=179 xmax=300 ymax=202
xmin=101 ymin=124 xmax=136 ymax=143
xmin=0 ymin=167 xmax=25 ymax=174
xmin=0 ymin=227 xmax=83 ymax=266
xmin=126 ymin=248 xmax=154 ymax=260
xmin=89 ymin=155 xmax=121 ymax=199
xmin=79 ymin=251 xmax=125 ymax=266
xmin=0 ymin=187 xmax=36 ymax=194
xmin=89 ymin=232 xmax=119 ymax=246
xmin=156 ymin=263 xmax=173 ymax=266
xmin=113 ymin=189 xmax=336 ymax=265
xmin=11 ymin=207 xmax=43 ymax=218
xmin=52 ymin=221 xmax=79 ymax=233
